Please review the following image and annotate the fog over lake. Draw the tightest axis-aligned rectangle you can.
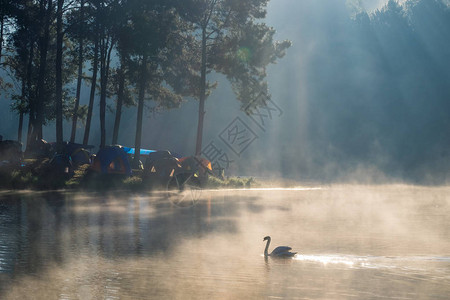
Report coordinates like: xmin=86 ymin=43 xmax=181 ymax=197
xmin=0 ymin=186 xmax=449 ymax=299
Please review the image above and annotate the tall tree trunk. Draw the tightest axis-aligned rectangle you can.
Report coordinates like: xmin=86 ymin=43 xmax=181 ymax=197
xmin=18 ymin=79 xmax=26 ymax=144
xmin=83 ymin=29 xmax=99 ymax=146
xmin=0 ymin=16 xmax=4 ymax=65
xmin=70 ymin=0 xmax=84 ymax=143
xmin=195 ymin=27 xmax=207 ymax=155
xmin=25 ymin=42 xmax=35 ymax=150
xmin=133 ymin=55 xmax=147 ymax=168
xmin=26 ymin=114 xmax=33 ymax=150
xmin=112 ymin=63 xmax=125 ymax=145
xmin=99 ymin=37 xmax=106 ymax=148
xmin=18 ymin=112 xmax=24 ymax=144
xmin=55 ymin=0 xmax=64 ymax=146
xmin=33 ymin=0 xmax=52 ymax=142
xmin=0 ymin=16 xmax=4 ymax=108
xmin=99 ymin=36 xmax=113 ymax=148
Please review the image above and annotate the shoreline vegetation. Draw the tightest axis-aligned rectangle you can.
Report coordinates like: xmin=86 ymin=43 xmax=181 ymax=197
xmin=0 ymin=159 xmax=258 ymax=192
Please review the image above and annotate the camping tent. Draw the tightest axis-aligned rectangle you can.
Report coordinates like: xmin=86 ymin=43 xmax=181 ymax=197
xmin=178 ymin=156 xmax=212 ymax=175
xmin=143 ymin=150 xmax=180 ymax=186
xmin=121 ymin=147 xmax=158 ymax=170
xmin=176 ymin=156 xmax=212 ymax=186
xmin=122 ymin=147 xmax=156 ymax=156
xmin=25 ymin=139 xmax=51 ymax=158
xmin=0 ymin=140 xmax=22 ymax=163
xmin=57 ymin=142 xmax=93 ymax=166
xmin=144 ymin=150 xmax=175 ymax=169
xmin=91 ymin=146 xmax=132 ymax=176
xmin=49 ymin=153 xmax=74 ymax=176
xmin=70 ymin=148 xmax=91 ymax=166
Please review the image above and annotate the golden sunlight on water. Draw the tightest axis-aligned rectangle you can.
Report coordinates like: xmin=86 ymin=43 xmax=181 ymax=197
xmin=0 ymin=185 xmax=449 ymax=299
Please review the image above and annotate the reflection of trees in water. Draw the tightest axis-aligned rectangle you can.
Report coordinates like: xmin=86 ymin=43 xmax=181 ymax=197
xmin=0 ymin=196 xmax=21 ymax=275
xmin=0 ymin=191 xmax=263 ymax=284
xmin=0 ymin=193 xmax=67 ymax=280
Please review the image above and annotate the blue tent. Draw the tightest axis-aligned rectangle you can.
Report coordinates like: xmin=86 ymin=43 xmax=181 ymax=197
xmin=122 ymin=147 xmax=156 ymax=156
xmin=91 ymin=146 xmax=132 ymax=176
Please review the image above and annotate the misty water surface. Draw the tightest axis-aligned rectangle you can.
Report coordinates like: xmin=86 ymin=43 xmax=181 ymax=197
xmin=0 ymin=185 xmax=449 ymax=299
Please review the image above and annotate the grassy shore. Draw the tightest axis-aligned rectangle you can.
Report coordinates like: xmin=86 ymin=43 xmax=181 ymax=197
xmin=0 ymin=159 xmax=257 ymax=191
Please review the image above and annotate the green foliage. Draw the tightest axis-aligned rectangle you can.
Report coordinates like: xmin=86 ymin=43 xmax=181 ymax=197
xmin=123 ymin=0 xmax=186 ymax=110
xmin=176 ymin=0 xmax=291 ymax=153
xmin=198 ymin=0 xmax=291 ymax=99
xmin=205 ymin=175 xmax=225 ymax=188
xmin=65 ymin=163 xmax=90 ymax=188
xmin=0 ymin=159 xmax=54 ymax=189
xmin=226 ymin=177 xmax=246 ymax=188
xmin=5 ymin=0 xmax=78 ymax=140
xmin=122 ymin=176 xmax=144 ymax=191
xmin=0 ymin=156 xmax=259 ymax=191
xmin=3 ymin=0 xmax=290 ymax=155
xmin=206 ymin=176 xmax=257 ymax=189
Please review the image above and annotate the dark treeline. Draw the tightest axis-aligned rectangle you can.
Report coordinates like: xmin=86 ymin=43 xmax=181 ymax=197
xmin=284 ymin=0 xmax=450 ymax=183
xmin=0 ymin=0 xmax=290 ymax=165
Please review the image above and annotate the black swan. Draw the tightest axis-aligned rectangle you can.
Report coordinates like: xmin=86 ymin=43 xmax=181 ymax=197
xmin=263 ymin=236 xmax=297 ymax=258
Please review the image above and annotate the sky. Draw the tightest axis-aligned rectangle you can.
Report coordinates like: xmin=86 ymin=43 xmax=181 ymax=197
xmin=360 ymin=0 xmax=406 ymax=11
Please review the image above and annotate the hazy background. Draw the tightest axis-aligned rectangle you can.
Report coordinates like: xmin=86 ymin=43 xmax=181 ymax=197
xmin=1 ymin=0 xmax=450 ymax=184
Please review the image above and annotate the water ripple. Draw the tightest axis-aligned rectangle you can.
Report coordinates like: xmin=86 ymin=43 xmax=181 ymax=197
xmin=294 ymin=254 xmax=450 ymax=271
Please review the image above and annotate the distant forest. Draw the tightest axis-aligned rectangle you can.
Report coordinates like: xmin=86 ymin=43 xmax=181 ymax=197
xmin=289 ymin=0 xmax=450 ymax=183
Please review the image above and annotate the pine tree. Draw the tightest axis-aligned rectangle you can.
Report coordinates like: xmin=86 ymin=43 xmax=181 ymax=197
xmin=178 ymin=0 xmax=291 ymax=155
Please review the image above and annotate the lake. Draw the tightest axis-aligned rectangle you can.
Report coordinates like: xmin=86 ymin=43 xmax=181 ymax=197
xmin=0 ymin=185 xmax=449 ymax=299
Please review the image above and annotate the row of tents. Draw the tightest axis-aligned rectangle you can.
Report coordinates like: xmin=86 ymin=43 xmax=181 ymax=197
xmin=92 ymin=146 xmax=211 ymax=174
xmin=0 ymin=137 xmax=213 ymax=189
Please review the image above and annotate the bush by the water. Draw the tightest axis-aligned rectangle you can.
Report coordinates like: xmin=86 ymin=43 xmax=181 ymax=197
xmin=206 ymin=176 xmax=257 ymax=189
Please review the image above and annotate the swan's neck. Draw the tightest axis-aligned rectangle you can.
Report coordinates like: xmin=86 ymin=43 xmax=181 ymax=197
xmin=264 ymin=238 xmax=271 ymax=257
